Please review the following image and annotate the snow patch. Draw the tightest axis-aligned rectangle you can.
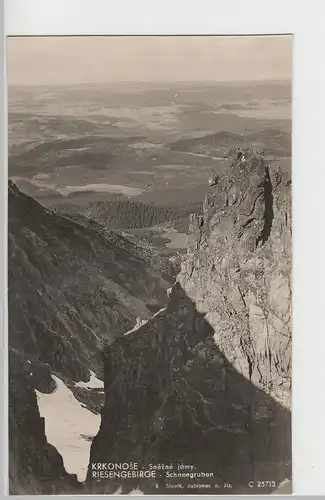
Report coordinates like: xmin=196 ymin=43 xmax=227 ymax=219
xmin=75 ymin=370 xmax=104 ymax=390
xmin=273 ymin=478 xmax=292 ymax=494
xmin=124 ymin=309 xmax=166 ymax=337
xmin=113 ymin=487 xmax=144 ymax=495
xmin=152 ymin=307 xmax=166 ymax=318
xmin=124 ymin=317 xmax=148 ymax=336
xmin=35 ymin=375 xmax=101 ymax=482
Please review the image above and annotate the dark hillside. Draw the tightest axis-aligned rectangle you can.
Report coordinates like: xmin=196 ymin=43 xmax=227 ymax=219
xmin=53 ymin=199 xmax=191 ymax=230
xmin=169 ymin=128 xmax=291 ymax=158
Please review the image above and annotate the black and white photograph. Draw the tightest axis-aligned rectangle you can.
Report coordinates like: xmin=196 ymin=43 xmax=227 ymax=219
xmin=7 ymin=35 xmax=292 ymax=495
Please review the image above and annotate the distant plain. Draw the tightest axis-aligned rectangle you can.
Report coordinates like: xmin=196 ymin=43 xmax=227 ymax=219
xmin=9 ymin=81 xmax=291 ymax=202
xmin=8 ymin=81 xmax=291 ymax=250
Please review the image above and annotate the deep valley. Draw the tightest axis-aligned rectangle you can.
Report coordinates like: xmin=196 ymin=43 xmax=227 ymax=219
xmin=8 ymin=79 xmax=292 ymax=495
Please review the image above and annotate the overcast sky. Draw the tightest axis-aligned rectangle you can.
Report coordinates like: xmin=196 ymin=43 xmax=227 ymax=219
xmin=7 ymin=35 xmax=292 ymax=86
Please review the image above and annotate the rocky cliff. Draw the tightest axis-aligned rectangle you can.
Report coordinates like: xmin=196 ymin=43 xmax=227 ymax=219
xmin=87 ymin=149 xmax=292 ymax=494
xmin=179 ymin=148 xmax=292 ymax=407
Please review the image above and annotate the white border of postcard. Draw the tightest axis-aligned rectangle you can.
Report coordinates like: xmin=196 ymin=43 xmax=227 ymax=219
xmin=2 ymin=0 xmax=325 ymax=496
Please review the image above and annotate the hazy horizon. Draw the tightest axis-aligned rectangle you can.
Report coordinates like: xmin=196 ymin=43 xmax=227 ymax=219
xmin=8 ymin=78 xmax=291 ymax=87
xmin=7 ymin=35 xmax=292 ymax=86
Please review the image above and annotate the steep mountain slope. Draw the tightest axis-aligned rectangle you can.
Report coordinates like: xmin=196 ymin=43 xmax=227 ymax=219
xmin=50 ymin=210 xmax=179 ymax=279
xmin=9 ymin=181 xmax=172 ymax=376
xmin=8 ymin=181 xmax=172 ymax=493
xmin=87 ymin=149 xmax=292 ymax=494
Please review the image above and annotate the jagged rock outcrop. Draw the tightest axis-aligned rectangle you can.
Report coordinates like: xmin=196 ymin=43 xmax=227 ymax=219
xmin=179 ymin=149 xmax=292 ymax=407
xmin=87 ymin=150 xmax=292 ymax=494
